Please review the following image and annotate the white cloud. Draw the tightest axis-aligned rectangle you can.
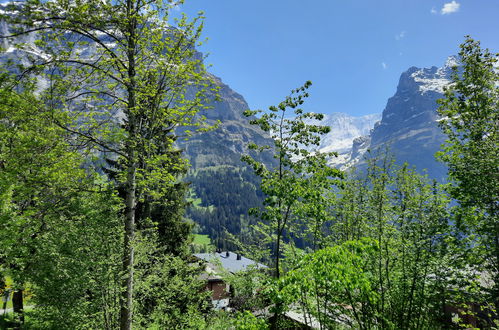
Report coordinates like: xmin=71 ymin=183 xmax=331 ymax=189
xmin=381 ymin=62 xmax=387 ymax=69
xmin=431 ymin=7 xmax=437 ymax=14
xmin=441 ymin=1 xmax=460 ymax=15
xmin=395 ymin=31 xmax=406 ymax=41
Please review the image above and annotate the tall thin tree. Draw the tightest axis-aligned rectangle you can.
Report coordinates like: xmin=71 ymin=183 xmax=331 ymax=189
xmin=2 ymin=1 xmax=214 ymax=328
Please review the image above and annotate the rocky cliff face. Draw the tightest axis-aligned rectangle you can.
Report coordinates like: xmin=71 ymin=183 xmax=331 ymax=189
xmin=328 ymin=58 xmax=455 ymax=180
xmin=180 ymin=75 xmax=274 ymax=170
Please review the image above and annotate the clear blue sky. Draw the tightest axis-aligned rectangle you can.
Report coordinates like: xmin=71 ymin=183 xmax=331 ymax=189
xmin=176 ymin=0 xmax=499 ymax=116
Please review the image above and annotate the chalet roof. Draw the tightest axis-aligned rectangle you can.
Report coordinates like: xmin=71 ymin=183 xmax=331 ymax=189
xmin=194 ymin=251 xmax=267 ymax=273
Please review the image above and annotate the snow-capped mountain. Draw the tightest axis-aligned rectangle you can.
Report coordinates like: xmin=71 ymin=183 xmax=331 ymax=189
xmin=315 ymin=113 xmax=381 ymax=154
xmin=329 ymin=57 xmax=456 ymax=179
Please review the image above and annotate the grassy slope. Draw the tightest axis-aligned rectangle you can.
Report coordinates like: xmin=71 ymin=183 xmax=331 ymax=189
xmin=193 ymin=234 xmax=211 ymax=245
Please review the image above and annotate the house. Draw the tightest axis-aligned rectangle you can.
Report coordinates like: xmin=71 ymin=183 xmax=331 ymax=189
xmin=194 ymin=252 xmax=320 ymax=328
xmin=197 ymin=272 xmax=230 ymax=309
xmin=193 ymin=251 xmax=266 ymax=309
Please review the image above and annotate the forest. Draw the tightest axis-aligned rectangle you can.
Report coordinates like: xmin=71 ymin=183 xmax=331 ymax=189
xmin=0 ymin=0 xmax=498 ymax=329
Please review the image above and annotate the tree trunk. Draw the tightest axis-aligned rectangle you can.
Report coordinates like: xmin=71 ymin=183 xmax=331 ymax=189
xmin=119 ymin=112 xmax=137 ymax=329
xmin=119 ymin=1 xmax=137 ymax=329
xmin=12 ymin=289 xmax=24 ymax=325
xmin=119 ymin=167 xmax=136 ymax=330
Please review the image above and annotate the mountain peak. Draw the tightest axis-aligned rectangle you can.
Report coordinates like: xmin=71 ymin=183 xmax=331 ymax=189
xmin=443 ymin=55 xmax=459 ymax=69
xmin=319 ymin=58 xmax=451 ymax=180
xmin=408 ymin=59 xmax=454 ymax=94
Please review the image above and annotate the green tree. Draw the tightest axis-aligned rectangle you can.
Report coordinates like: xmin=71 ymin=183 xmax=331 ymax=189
xmin=2 ymin=1 xmax=214 ymax=328
xmin=0 ymin=76 xmax=124 ymax=328
xmin=291 ymin=156 xmax=455 ymax=329
xmin=242 ymin=81 xmax=342 ymax=279
xmin=24 ymin=189 xmax=123 ymax=329
xmin=242 ymin=82 xmax=342 ymax=328
xmin=437 ymin=37 xmax=499 ymax=314
xmin=133 ymin=230 xmax=210 ymax=328
xmin=281 ymin=238 xmax=380 ymax=329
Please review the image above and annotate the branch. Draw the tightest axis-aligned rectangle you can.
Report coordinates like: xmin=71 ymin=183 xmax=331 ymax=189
xmin=54 ymin=121 xmax=127 ymax=158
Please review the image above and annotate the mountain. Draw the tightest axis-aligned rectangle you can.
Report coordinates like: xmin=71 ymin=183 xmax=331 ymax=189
xmin=0 ymin=11 xmax=272 ymax=246
xmin=0 ymin=7 xmax=457 ymax=243
xmin=180 ymin=74 xmax=274 ymax=170
xmin=181 ymin=76 xmax=274 ymax=245
xmin=310 ymin=113 xmax=381 ymax=168
xmin=325 ymin=57 xmax=456 ymax=180
xmin=316 ymin=113 xmax=381 ymax=153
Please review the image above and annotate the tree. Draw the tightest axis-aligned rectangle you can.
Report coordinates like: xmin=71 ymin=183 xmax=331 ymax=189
xmin=242 ymin=82 xmax=342 ymax=328
xmin=437 ymin=36 xmax=499 ymax=314
xmin=278 ymin=157 xmax=455 ymax=329
xmin=0 ymin=75 xmax=124 ymax=327
xmin=2 ymin=1 xmax=214 ymax=328
xmin=23 ymin=188 xmax=123 ymax=329
xmin=281 ymin=238 xmax=380 ymax=329
xmin=132 ymin=232 xmax=210 ymax=328
xmin=242 ymin=81 xmax=342 ymax=279
xmin=0 ymin=81 xmax=76 ymax=324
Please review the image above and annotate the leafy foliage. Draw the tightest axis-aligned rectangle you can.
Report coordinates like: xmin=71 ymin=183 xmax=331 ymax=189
xmin=266 ymin=157 xmax=458 ymax=329
xmin=0 ymin=79 xmax=123 ymax=328
xmin=1 ymin=0 xmax=215 ymax=328
xmin=282 ymin=239 xmax=379 ymax=329
xmin=242 ymin=81 xmax=343 ymax=278
xmin=437 ymin=37 xmax=498 ymax=215
xmin=133 ymin=231 xmax=211 ymax=329
xmin=437 ymin=36 xmax=499 ymax=320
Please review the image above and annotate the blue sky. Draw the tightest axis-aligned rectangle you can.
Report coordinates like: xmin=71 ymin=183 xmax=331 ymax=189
xmin=177 ymin=0 xmax=499 ymax=117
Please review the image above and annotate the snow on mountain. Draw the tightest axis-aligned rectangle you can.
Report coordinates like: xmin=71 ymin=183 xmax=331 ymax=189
xmin=327 ymin=58 xmax=454 ymax=178
xmin=410 ymin=56 xmax=457 ymax=94
xmin=312 ymin=57 xmax=456 ymax=170
xmin=310 ymin=113 xmax=381 ymax=154
xmin=316 ymin=113 xmax=381 ymax=154
xmin=304 ymin=112 xmax=380 ymax=169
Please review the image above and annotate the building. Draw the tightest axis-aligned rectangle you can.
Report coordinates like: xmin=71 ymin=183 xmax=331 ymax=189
xmin=193 ymin=251 xmax=266 ymax=309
